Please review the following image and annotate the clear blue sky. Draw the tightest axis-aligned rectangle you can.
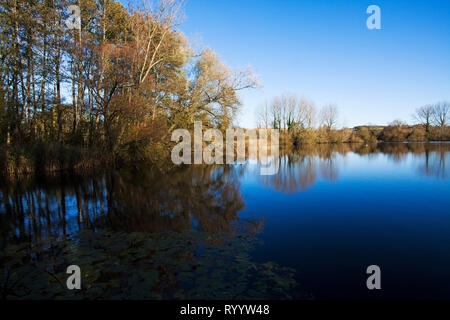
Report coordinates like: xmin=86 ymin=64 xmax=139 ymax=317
xmin=126 ymin=0 xmax=450 ymax=128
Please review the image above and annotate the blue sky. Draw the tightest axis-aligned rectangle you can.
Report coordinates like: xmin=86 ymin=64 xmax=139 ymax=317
xmin=125 ymin=0 xmax=450 ymax=128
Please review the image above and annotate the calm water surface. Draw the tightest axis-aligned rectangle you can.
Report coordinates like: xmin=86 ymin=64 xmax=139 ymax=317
xmin=1 ymin=142 xmax=450 ymax=299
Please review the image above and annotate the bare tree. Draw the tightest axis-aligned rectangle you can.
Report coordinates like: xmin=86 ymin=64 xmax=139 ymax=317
xmin=389 ymin=119 xmax=407 ymax=127
xmin=320 ymin=104 xmax=339 ymax=130
xmin=270 ymin=97 xmax=282 ymax=129
xmin=414 ymin=104 xmax=434 ymax=134
xmin=432 ymin=101 xmax=450 ymax=128
xmin=282 ymin=94 xmax=297 ymax=131
xmin=256 ymin=101 xmax=270 ymax=129
xmin=296 ymin=97 xmax=316 ymax=129
xmin=260 ymin=94 xmax=317 ymax=130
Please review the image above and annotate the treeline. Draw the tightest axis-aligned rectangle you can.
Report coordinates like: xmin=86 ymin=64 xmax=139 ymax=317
xmin=0 ymin=0 xmax=256 ymax=175
xmin=256 ymin=94 xmax=450 ymax=145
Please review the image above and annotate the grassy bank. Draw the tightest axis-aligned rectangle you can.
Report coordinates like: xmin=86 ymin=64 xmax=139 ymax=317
xmin=0 ymin=143 xmax=108 ymax=177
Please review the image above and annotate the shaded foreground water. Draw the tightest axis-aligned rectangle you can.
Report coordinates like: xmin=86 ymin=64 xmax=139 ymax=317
xmin=1 ymin=142 xmax=450 ymax=299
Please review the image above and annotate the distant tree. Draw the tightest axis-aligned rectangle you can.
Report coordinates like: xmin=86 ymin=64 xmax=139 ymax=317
xmin=414 ymin=104 xmax=434 ymax=134
xmin=432 ymin=101 xmax=449 ymax=128
xmin=380 ymin=119 xmax=409 ymax=141
xmin=408 ymin=125 xmax=427 ymax=142
xmin=256 ymin=101 xmax=270 ymax=129
xmin=269 ymin=97 xmax=282 ymax=129
xmin=262 ymin=94 xmax=316 ymax=131
xmin=296 ymin=97 xmax=316 ymax=129
xmin=432 ymin=101 xmax=450 ymax=140
xmin=281 ymin=94 xmax=297 ymax=131
xmin=389 ymin=119 xmax=407 ymax=127
xmin=320 ymin=104 xmax=339 ymax=131
xmin=357 ymin=127 xmax=377 ymax=143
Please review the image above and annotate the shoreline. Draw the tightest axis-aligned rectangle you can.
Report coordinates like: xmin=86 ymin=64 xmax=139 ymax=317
xmin=2 ymin=140 xmax=450 ymax=180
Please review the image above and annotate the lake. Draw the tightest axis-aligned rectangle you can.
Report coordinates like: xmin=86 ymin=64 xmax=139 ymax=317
xmin=1 ymin=142 xmax=449 ymax=299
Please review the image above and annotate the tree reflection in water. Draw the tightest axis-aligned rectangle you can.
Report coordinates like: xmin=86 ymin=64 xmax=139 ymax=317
xmin=0 ymin=165 xmax=252 ymax=246
xmin=257 ymin=144 xmax=349 ymax=194
xmin=1 ymin=142 xmax=449 ymax=300
xmin=256 ymin=143 xmax=450 ymax=194
xmin=0 ymin=165 xmax=304 ymax=300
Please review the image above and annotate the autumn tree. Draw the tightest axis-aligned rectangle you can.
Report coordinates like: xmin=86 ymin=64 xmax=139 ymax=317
xmin=0 ymin=0 xmax=259 ymax=173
